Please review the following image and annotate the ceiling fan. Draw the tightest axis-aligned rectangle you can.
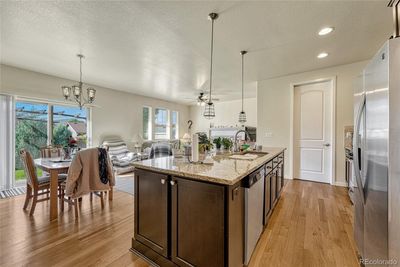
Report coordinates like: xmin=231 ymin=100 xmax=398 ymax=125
xmin=196 ymin=92 xmax=219 ymax=106
xmin=182 ymin=91 xmax=219 ymax=105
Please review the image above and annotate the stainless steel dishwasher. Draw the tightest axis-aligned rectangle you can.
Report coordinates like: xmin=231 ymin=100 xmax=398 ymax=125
xmin=243 ymin=166 xmax=265 ymax=265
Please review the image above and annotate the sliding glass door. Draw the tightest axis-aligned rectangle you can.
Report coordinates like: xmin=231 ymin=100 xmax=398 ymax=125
xmin=15 ymin=101 xmax=48 ymax=182
xmin=14 ymin=99 xmax=89 ymax=184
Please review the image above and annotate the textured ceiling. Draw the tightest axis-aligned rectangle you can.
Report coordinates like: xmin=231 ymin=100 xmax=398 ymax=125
xmin=0 ymin=1 xmax=392 ymax=104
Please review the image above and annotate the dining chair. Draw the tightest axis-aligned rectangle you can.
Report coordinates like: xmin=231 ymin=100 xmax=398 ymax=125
xmin=59 ymin=148 xmax=114 ymax=218
xmin=20 ymin=149 xmax=65 ymax=216
xmin=40 ymin=145 xmax=68 ymax=181
xmin=40 ymin=145 xmax=63 ymax=158
xmin=60 ymin=187 xmax=106 ymax=218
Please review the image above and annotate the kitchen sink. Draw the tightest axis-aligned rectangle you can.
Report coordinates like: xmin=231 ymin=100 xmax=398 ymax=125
xmin=229 ymin=151 xmax=268 ymax=160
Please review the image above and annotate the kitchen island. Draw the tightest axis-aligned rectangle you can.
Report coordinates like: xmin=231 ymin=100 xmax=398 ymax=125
xmin=131 ymin=147 xmax=286 ymax=267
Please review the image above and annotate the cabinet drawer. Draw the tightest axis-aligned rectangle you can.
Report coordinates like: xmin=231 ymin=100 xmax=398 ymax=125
xmin=265 ymin=161 xmax=273 ymax=175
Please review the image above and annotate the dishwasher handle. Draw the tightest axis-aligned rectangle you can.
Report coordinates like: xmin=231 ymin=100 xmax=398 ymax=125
xmin=243 ymin=166 xmax=265 ymax=188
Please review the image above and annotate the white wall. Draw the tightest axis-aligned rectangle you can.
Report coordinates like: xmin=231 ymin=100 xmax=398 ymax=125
xmin=257 ymin=60 xmax=368 ymax=185
xmin=0 ymin=64 xmax=190 ymax=147
xmin=189 ymin=98 xmax=257 ymax=134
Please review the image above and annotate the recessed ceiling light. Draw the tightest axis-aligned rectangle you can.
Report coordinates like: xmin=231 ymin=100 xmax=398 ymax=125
xmin=318 ymin=27 xmax=334 ymax=36
xmin=317 ymin=52 xmax=329 ymax=59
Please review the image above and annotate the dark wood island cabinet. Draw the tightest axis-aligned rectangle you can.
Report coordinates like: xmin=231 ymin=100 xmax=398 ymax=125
xmin=131 ymin=148 xmax=285 ymax=267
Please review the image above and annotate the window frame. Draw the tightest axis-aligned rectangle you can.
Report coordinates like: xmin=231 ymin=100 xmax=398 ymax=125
xmin=15 ymin=97 xmax=92 ymax=147
xmin=170 ymin=110 xmax=179 ymax=140
xmin=143 ymin=106 xmax=179 ymax=141
xmin=153 ymin=107 xmax=170 ymax=140
xmin=142 ymin=106 xmax=152 ymax=141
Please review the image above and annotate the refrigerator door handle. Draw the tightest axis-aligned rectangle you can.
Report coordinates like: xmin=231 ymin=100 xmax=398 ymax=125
xmin=353 ymin=93 xmax=366 ymax=204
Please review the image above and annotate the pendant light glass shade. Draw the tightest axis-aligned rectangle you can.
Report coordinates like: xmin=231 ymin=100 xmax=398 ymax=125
xmin=238 ymin=111 xmax=247 ymax=123
xmin=204 ymin=102 xmax=215 ymax=119
xmin=203 ymin=13 xmax=218 ymax=119
xmin=238 ymin=50 xmax=247 ymax=124
xmin=62 ymin=86 xmax=71 ymax=99
xmin=87 ymin=88 xmax=96 ymax=103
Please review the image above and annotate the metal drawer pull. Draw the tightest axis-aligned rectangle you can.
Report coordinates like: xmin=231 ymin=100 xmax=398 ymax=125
xmin=161 ymin=179 xmax=166 ymax=184
xmin=170 ymin=180 xmax=176 ymax=186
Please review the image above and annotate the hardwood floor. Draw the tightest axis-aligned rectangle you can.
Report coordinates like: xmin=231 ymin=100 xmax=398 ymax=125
xmin=0 ymin=190 xmax=147 ymax=267
xmin=0 ymin=180 xmax=358 ymax=267
xmin=249 ymin=179 xmax=359 ymax=267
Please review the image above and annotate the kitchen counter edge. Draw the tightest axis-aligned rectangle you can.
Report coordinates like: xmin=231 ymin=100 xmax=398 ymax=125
xmin=132 ymin=147 xmax=286 ymax=186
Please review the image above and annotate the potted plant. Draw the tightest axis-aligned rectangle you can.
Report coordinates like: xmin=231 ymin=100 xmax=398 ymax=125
xmin=198 ymin=133 xmax=213 ymax=155
xmin=213 ymin=137 xmax=222 ymax=150
xmin=221 ymin=137 xmax=233 ymax=151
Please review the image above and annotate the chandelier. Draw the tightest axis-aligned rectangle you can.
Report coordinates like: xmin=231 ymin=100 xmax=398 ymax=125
xmin=61 ymin=54 xmax=96 ymax=109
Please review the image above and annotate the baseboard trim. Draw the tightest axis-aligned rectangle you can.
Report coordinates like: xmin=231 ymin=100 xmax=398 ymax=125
xmin=334 ymin=181 xmax=348 ymax=187
xmin=284 ymin=177 xmax=347 ymax=187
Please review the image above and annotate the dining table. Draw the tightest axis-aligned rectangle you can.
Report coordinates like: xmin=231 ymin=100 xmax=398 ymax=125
xmin=34 ymin=158 xmax=71 ymax=221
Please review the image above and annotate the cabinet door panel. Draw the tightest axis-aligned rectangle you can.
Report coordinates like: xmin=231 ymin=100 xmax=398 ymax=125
xmin=276 ymin=166 xmax=282 ymax=197
xmin=171 ymin=177 xmax=225 ymax=267
xmin=278 ymin=163 xmax=284 ymax=195
xmin=281 ymin=156 xmax=285 ymax=189
xmin=264 ymin=173 xmax=271 ymax=225
xmin=134 ymin=169 xmax=169 ymax=257
xmin=271 ymin=171 xmax=277 ymax=206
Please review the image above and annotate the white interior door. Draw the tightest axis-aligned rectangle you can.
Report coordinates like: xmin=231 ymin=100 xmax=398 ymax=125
xmin=293 ymin=80 xmax=332 ymax=184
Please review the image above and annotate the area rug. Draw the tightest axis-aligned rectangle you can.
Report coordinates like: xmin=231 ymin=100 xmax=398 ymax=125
xmin=0 ymin=187 xmax=26 ymax=199
xmin=0 ymin=177 xmax=134 ymax=199
xmin=115 ymin=175 xmax=134 ymax=195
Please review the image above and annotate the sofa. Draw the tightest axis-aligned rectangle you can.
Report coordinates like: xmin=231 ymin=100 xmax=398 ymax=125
xmin=102 ymin=139 xmax=139 ymax=175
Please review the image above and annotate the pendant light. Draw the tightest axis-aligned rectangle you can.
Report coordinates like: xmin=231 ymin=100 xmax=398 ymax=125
xmin=203 ymin=13 xmax=218 ymax=119
xmin=238 ymin=50 xmax=247 ymax=124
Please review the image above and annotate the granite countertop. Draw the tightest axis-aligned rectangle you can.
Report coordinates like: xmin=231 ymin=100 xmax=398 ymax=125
xmin=132 ymin=147 xmax=286 ymax=185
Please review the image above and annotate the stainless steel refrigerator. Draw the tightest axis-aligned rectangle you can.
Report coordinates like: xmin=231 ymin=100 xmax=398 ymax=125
xmin=353 ymin=37 xmax=400 ymax=266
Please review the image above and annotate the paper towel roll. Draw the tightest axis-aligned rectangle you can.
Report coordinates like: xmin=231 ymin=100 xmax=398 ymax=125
xmin=191 ymin=133 xmax=199 ymax=162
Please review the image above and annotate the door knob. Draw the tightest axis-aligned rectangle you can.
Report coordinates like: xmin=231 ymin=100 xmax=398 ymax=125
xmin=323 ymin=143 xmax=331 ymax=147
xmin=170 ymin=180 xmax=176 ymax=186
xmin=161 ymin=179 xmax=166 ymax=184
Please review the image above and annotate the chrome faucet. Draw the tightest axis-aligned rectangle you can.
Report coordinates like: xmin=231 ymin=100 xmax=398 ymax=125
xmin=234 ymin=130 xmax=250 ymax=152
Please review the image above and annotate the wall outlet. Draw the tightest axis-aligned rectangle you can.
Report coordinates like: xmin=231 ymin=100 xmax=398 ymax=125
xmin=265 ymin=132 xmax=273 ymax=137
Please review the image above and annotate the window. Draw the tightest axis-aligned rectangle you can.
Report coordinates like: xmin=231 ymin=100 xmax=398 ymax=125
xmin=142 ymin=106 xmax=151 ymax=140
xmin=14 ymin=100 xmax=90 ymax=182
xmin=154 ymin=108 xmax=168 ymax=140
xmin=52 ymin=105 xmax=88 ymax=149
xmin=171 ymin=111 xmax=179 ymax=140
xmin=143 ymin=107 xmax=179 ymax=140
